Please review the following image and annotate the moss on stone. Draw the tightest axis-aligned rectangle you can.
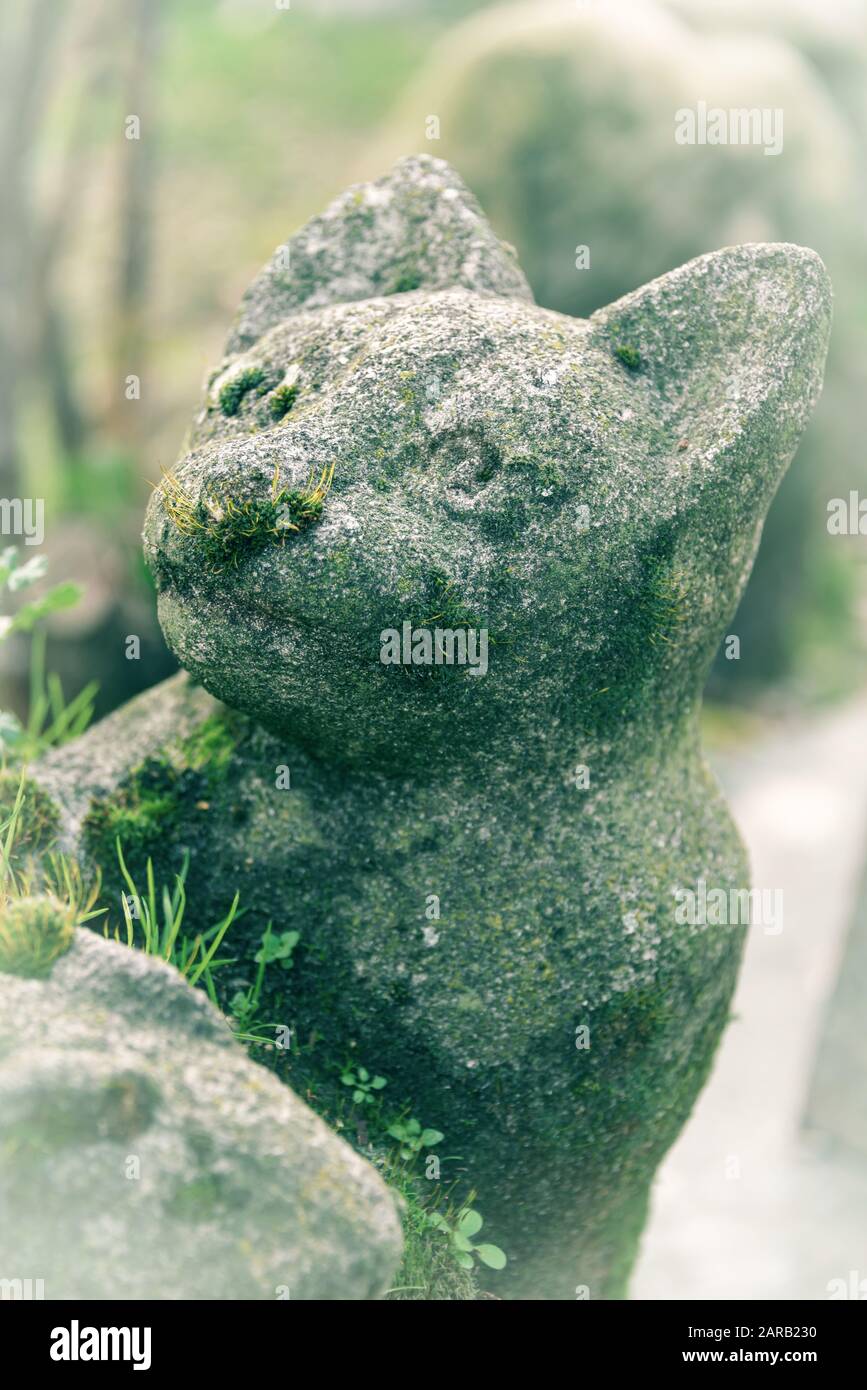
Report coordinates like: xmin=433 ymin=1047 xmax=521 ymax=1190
xmin=179 ymin=710 xmax=239 ymax=783
xmin=268 ymin=382 xmax=298 ymax=421
xmin=0 ymin=770 xmax=60 ymax=865
xmin=219 ymin=367 xmax=268 ymax=416
xmin=390 ymin=269 xmax=423 ymax=294
xmin=77 ymin=702 xmax=254 ymax=915
xmin=613 ymin=341 xmax=641 ymax=370
xmin=160 ymin=463 xmax=333 ymax=572
xmin=81 ymin=760 xmax=180 ymax=871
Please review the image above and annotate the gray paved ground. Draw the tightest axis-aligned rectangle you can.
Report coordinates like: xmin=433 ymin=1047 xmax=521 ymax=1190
xmin=632 ymin=694 xmax=867 ymax=1300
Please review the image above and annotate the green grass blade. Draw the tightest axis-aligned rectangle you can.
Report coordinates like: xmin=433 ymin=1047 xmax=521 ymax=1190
xmin=146 ymin=857 xmax=157 ymax=937
xmin=162 ymin=875 xmax=186 ymax=962
xmin=188 ymin=892 xmax=240 ymax=986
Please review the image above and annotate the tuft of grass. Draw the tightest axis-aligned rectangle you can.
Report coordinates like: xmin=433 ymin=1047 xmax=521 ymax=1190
xmin=106 ymin=838 xmax=241 ymax=1003
xmin=384 ymin=1173 xmax=481 ymax=1301
xmin=644 ymin=564 xmax=689 ymax=648
xmin=390 ymin=269 xmax=423 ymax=294
xmin=160 ymin=461 xmax=334 ymax=570
xmin=0 ymin=893 xmax=77 ymax=978
xmin=0 ymin=772 xmax=104 ymax=978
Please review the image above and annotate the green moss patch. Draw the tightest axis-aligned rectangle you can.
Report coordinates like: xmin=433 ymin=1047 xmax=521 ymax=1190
xmin=390 ymin=268 xmax=423 ymax=294
xmin=161 ymin=464 xmax=334 ymax=571
xmin=180 ymin=710 xmax=240 ymax=784
xmin=218 ymin=367 xmax=269 ymax=416
xmin=82 ymin=761 xmax=180 ymax=871
xmin=80 ymin=707 xmax=248 ymax=901
xmin=268 ymin=382 xmax=299 ymax=421
xmin=613 ymin=341 xmax=641 ymax=371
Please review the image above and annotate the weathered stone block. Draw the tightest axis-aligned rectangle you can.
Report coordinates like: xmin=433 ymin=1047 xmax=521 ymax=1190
xmin=0 ymin=922 xmax=402 ymax=1300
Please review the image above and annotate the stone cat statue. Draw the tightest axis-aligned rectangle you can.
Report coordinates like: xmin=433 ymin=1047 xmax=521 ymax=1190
xmin=32 ymin=156 xmax=830 ymax=1298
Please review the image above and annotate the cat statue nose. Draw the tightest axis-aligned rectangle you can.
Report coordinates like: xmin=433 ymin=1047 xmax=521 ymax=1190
xmin=26 ymin=157 xmax=832 ymax=1300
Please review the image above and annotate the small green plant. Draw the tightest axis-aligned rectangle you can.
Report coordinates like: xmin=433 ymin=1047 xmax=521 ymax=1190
xmin=268 ymin=382 xmax=298 ymax=421
xmin=427 ymin=1201 xmax=507 ymax=1272
xmin=387 ymin=1116 xmax=444 ymax=1162
xmin=254 ymin=925 xmax=299 ymax=970
xmin=382 ymin=1168 xmax=479 ymax=1301
xmin=340 ymin=1065 xmax=387 ymax=1106
xmin=107 ymin=838 xmax=240 ymax=1003
xmin=228 ymin=986 xmax=262 ymax=1038
xmin=0 ymin=548 xmax=81 ymax=642
xmin=229 ymin=921 xmax=299 ymax=1046
xmin=0 ymin=549 xmax=95 ymax=758
xmin=218 ymin=366 xmax=268 ymax=416
xmin=160 ymin=461 xmax=334 ymax=570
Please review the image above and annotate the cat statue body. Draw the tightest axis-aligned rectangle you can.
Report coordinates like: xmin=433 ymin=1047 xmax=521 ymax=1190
xmin=38 ymin=157 xmax=830 ymax=1298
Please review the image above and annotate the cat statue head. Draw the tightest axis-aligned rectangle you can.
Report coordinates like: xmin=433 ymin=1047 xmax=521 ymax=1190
xmin=145 ymin=155 xmax=830 ymax=776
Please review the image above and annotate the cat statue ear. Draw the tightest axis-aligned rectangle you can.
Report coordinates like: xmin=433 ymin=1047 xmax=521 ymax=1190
xmin=226 ymin=154 xmax=533 ymax=355
xmin=584 ymin=243 xmax=831 ymax=695
xmin=590 ymin=242 xmax=832 ymax=532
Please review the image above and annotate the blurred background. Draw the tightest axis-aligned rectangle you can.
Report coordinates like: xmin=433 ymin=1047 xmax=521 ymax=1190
xmin=1 ymin=0 xmax=866 ymax=1298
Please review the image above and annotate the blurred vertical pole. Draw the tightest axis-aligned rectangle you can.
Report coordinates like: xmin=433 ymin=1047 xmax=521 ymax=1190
xmin=804 ymin=843 xmax=867 ymax=1156
xmin=0 ymin=0 xmax=66 ymax=498
xmin=109 ymin=0 xmax=162 ymax=457
xmin=34 ymin=95 xmax=98 ymax=475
